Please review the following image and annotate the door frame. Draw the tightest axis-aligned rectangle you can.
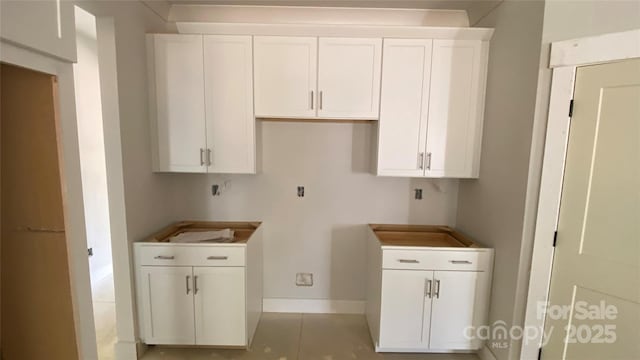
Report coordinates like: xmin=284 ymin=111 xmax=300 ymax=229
xmin=521 ymin=29 xmax=640 ymax=360
xmin=0 ymin=18 xmax=134 ymax=359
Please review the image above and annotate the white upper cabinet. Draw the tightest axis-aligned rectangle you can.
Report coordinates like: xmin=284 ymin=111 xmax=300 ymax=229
xmin=204 ymin=35 xmax=256 ymax=173
xmin=150 ymin=34 xmax=207 ymax=173
xmin=253 ymin=36 xmax=382 ymax=120
xmin=376 ymin=39 xmax=432 ymax=177
xmin=317 ymin=38 xmax=382 ymax=119
xmin=148 ymin=34 xmax=256 ymax=174
xmin=375 ymin=38 xmax=488 ymax=178
xmin=426 ymin=40 xmax=487 ymax=178
xmin=253 ymin=36 xmax=318 ymax=118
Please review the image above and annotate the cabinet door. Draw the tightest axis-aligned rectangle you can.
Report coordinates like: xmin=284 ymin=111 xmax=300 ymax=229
xmin=425 ymin=40 xmax=488 ymax=178
xmin=429 ymin=271 xmax=479 ymax=350
xmin=194 ymin=267 xmax=246 ymax=346
xmin=379 ymin=269 xmax=432 ymax=349
xmin=317 ymin=37 xmax=382 ymax=119
xmin=151 ymin=34 xmax=207 ymax=173
xmin=376 ymin=39 xmax=432 ymax=177
xmin=140 ymin=266 xmax=195 ymax=345
xmin=254 ymin=36 xmax=317 ymax=118
xmin=204 ymin=35 xmax=256 ymax=174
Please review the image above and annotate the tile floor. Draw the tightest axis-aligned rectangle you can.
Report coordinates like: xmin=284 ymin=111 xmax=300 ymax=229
xmin=92 ymin=273 xmax=117 ymax=360
xmin=140 ymin=313 xmax=479 ymax=360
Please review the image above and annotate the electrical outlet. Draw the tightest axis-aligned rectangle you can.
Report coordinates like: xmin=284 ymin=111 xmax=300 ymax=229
xmin=212 ymin=184 xmax=220 ymax=196
xmin=297 ymin=186 xmax=305 ymax=197
xmin=296 ymin=272 xmax=313 ymax=286
xmin=414 ymin=188 xmax=423 ymax=200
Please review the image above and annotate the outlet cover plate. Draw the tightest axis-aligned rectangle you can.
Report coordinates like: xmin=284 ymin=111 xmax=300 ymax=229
xmin=296 ymin=272 xmax=313 ymax=286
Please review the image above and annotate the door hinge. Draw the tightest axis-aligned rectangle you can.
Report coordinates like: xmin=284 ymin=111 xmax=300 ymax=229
xmin=568 ymin=99 xmax=574 ymax=117
xmin=88 ymin=247 xmax=94 ymax=257
xmin=552 ymin=231 xmax=558 ymax=247
xmin=538 ymin=347 xmax=543 ymax=360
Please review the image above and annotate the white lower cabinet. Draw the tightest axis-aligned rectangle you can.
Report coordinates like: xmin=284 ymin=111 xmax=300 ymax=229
xmin=367 ymin=231 xmax=493 ymax=353
xmin=134 ymin=225 xmax=263 ymax=347
xmin=194 ymin=267 xmax=246 ymax=346
xmin=139 ymin=265 xmax=246 ymax=346
xmin=140 ymin=266 xmax=196 ymax=345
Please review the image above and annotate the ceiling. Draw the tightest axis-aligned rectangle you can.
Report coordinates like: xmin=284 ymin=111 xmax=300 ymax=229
xmin=165 ymin=0 xmax=503 ymax=26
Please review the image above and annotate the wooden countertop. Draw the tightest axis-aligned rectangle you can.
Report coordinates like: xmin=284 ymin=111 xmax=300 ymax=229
xmin=144 ymin=221 xmax=261 ymax=244
xmin=369 ymin=224 xmax=482 ymax=248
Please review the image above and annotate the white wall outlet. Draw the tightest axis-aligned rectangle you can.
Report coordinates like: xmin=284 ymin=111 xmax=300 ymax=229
xmin=296 ymin=272 xmax=313 ymax=287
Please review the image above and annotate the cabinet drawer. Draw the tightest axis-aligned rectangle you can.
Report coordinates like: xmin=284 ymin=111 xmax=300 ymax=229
xmin=382 ymin=249 xmax=490 ymax=271
xmin=137 ymin=245 xmax=245 ymax=267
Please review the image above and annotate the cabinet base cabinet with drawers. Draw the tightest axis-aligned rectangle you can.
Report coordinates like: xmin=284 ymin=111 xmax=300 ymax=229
xmin=366 ymin=227 xmax=494 ymax=353
xmin=134 ymin=223 xmax=263 ymax=348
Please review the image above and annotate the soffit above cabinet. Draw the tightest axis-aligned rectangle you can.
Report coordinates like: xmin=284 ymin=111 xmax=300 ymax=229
xmin=164 ymin=1 xmax=503 ymax=26
xmin=164 ymin=4 xmax=494 ymax=40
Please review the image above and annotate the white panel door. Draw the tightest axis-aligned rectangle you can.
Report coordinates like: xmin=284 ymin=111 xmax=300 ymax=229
xmin=204 ymin=35 xmax=256 ymax=174
xmin=429 ymin=271 xmax=480 ymax=350
xmin=543 ymin=59 xmax=640 ymax=360
xmin=253 ymin=36 xmax=318 ymax=118
xmin=376 ymin=39 xmax=432 ymax=177
xmin=153 ymin=34 xmax=207 ymax=173
xmin=379 ymin=269 xmax=432 ymax=349
xmin=317 ymin=37 xmax=382 ymax=119
xmin=194 ymin=267 xmax=246 ymax=346
xmin=140 ymin=266 xmax=195 ymax=345
xmin=426 ymin=40 xmax=487 ymax=178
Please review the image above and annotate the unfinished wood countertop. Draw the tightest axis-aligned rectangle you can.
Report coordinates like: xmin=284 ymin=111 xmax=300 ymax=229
xmin=369 ymin=224 xmax=482 ymax=248
xmin=144 ymin=221 xmax=261 ymax=244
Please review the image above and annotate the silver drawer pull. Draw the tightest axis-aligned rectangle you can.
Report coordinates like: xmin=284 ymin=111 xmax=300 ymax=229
xmin=207 ymin=256 xmax=228 ymax=260
xmin=154 ymin=255 xmax=175 ymax=260
xmin=398 ymin=259 xmax=419 ymax=264
xmin=450 ymin=260 xmax=472 ymax=264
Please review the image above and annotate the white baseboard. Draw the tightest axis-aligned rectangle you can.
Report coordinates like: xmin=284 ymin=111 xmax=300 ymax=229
xmin=262 ymin=298 xmax=365 ymax=314
xmin=477 ymin=344 xmax=498 ymax=360
xmin=114 ymin=340 xmax=140 ymax=360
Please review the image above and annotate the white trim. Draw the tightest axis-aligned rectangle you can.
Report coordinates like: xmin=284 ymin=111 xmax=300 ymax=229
xmin=0 ymin=40 xmax=98 ymax=359
xmin=176 ymin=22 xmax=494 ymax=40
xmin=170 ymin=5 xmax=470 ymax=27
xmin=94 ymin=16 xmax=140 ymax=356
xmin=478 ymin=344 xmax=498 ymax=360
xmin=262 ymin=298 xmax=365 ymax=314
xmin=550 ymin=29 xmax=640 ymax=68
xmin=523 ymin=29 xmax=640 ymax=360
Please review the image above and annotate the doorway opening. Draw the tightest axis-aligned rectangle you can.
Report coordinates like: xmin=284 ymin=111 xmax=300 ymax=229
xmin=73 ymin=6 xmax=115 ymax=359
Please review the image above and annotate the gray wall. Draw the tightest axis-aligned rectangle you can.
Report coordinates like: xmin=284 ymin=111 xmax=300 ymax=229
xmin=172 ymin=122 xmax=460 ymax=301
xmin=455 ymin=1 xmax=545 ymax=360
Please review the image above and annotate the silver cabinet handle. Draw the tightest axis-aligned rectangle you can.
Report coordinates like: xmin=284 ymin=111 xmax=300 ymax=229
xmin=194 ymin=275 xmax=199 ymax=295
xmin=186 ymin=275 xmax=191 ymax=294
xmin=207 ymin=256 xmax=228 ymax=260
xmin=319 ymin=91 xmax=323 ymax=110
xmin=418 ymin=152 xmax=425 ymax=169
xmin=425 ymin=279 xmax=432 ymax=298
xmin=426 ymin=152 xmax=432 ymax=170
xmin=207 ymin=148 xmax=212 ymax=166
xmin=310 ymin=90 xmax=314 ymax=109
xmin=200 ymin=148 xmax=205 ymax=166
xmin=398 ymin=259 xmax=419 ymax=264
xmin=450 ymin=260 xmax=472 ymax=264
xmin=154 ymin=255 xmax=175 ymax=260
xmin=434 ymin=279 xmax=440 ymax=299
